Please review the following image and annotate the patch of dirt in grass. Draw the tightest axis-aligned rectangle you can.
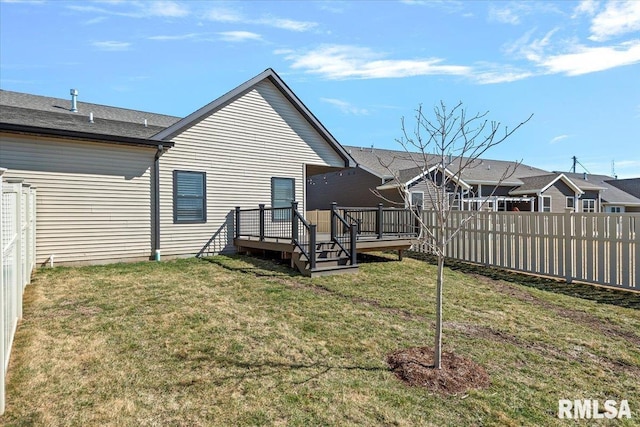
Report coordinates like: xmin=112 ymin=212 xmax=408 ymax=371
xmin=387 ymin=347 xmax=490 ymax=395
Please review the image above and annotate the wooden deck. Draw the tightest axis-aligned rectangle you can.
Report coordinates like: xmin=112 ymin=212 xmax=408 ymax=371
xmin=234 ymin=203 xmax=419 ymax=276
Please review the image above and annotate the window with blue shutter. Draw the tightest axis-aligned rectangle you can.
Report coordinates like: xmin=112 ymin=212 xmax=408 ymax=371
xmin=173 ymin=171 xmax=206 ymax=223
xmin=271 ymin=177 xmax=294 ymax=221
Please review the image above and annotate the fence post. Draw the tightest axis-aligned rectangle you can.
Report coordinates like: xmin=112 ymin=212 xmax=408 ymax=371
xmin=309 ymin=224 xmax=317 ymax=270
xmin=564 ymin=211 xmax=573 ymax=284
xmin=376 ymin=203 xmax=383 ymax=239
xmin=330 ymin=202 xmax=337 ymax=240
xmin=259 ymin=204 xmax=265 ymax=241
xmin=350 ymin=224 xmax=357 ymax=266
xmin=291 ymin=201 xmax=298 ymax=242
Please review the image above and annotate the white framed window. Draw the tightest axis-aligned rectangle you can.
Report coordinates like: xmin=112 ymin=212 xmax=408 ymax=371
xmin=607 ymin=206 xmax=623 ymax=213
xmin=566 ymin=197 xmax=575 ymax=209
xmin=173 ymin=170 xmax=206 ymax=223
xmin=410 ymin=191 xmax=424 ymax=208
xmin=542 ymin=196 xmax=551 ymax=212
xmin=271 ymin=177 xmax=295 ymax=221
xmin=582 ymin=199 xmax=596 ymax=213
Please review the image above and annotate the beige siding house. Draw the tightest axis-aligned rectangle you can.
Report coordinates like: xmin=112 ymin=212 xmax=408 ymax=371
xmin=0 ymin=69 xmax=353 ymax=265
xmin=154 ymin=75 xmax=351 ymax=257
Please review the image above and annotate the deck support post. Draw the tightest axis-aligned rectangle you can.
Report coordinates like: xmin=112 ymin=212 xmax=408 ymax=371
xmin=330 ymin=202 xmax=337 ymax=240
xmin=259 ymin=204 xmax=265 ymax=241
xmin=291 ymin=201 xmax=299 ymax=241
xmin=234 ymin=206 xmax=241 ymax=239
xmin=376 ymin=203 xmax=383 ymax=239
xmin=350 ymin=224 xmax=357 ymax=266
xmin=398 ymin=249 xmax=403 ymax=261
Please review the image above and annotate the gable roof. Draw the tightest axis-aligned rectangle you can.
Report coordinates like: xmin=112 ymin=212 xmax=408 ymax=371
xmin=378 ymin=164 xmax=472 ymax=191
xmin=344 ymin=145 xmax=548 ymax=186
xmin=0 ymin=89 xmax=179 ymax=148
xmin=509 ymin=173 xmax=583 ymax=196
xmin=152 ymin=68 xmax=355 ymax=168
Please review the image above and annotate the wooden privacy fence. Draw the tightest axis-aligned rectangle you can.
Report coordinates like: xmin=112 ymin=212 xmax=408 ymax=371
xmin=416 ymin=211 xmax=638 ymax=290
xmin=1 ymin=170 xmax=36 ymax=415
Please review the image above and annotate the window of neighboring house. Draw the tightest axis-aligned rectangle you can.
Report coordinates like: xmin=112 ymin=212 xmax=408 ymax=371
xmin=410 ymin=191 xmax=424 ymax=208
xmin=607 ymin=206 xmax=623 ymax=213
xmin=566 ymin=196 xmax=575 ymax=210
xmin=542 ymin=196 xmax=552 ymax=212
xmin=497 ymin=200 xmax=508 ymax=211
xmin=582 ymin=199 xmax=596 ymax=213
xmin=271 ymin=177 xmax=295 ymax=221
xmin=173 ymin=170 xmax=206 ymax=223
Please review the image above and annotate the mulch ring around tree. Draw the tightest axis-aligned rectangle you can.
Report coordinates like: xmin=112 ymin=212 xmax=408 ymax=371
xmin=387 ymin=347 xmax=490 ymax=395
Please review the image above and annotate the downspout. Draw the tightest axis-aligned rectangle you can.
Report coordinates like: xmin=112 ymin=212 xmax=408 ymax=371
xmin=153 ymin=144 xmax=163 ymax=261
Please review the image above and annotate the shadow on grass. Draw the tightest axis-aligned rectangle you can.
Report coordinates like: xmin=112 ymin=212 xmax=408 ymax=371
xmin=200 ymin=253 xmax=301 ymax=278
xmin=181 ymin=352 xmax=389 ymax=387
xmin=406 ymin=251 xmax=640 ymax=310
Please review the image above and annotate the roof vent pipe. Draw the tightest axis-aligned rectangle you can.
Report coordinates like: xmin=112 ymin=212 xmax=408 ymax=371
xmin=70 ymin=89 xmax=78 ymax=112
xmin=144 ymin=119 xmax=148 ymax=127
xmin=89 ymin=112 xmax=94 ymax=123
xmin=583 ymin=172 xmax=587 ymax=180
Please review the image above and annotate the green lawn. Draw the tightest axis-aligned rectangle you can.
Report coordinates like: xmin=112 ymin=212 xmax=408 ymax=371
xmin=3 ymin=253 xmax=639 ymax=426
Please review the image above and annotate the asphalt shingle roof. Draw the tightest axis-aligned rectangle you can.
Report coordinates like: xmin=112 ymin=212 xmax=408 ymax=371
xmin=0 ymin=90 xmax=180 ymax=140
xmin=344 ymin=145 xmax=549 ymax=186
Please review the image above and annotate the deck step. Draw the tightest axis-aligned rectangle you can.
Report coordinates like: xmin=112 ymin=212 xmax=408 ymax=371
xmin=307 ymin=264 xmax=359 ymax=277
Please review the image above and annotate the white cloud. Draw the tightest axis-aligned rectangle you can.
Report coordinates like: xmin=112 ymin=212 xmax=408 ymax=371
xmin=321 ymin=98 xmax=369 ymax=115
xmin=218 ymin=31 xmax=262 ymax=42
xmin=203 ymin=7 xmax=243 ymax=23
xmin=489 ymin=4 xmax=522 ymax=25
xmin=280 ymin=45 xmax=470 ymax=79
xmin=550 ymin=134 xmax=570 ymax=144
xmin=92 ymin=40 xmax=131 ymax=51
xmin=83 ymin=16 xmax=107 ymax=25
xmin=539 ymin=40 xmax=640 ymax=75
xmin=589 ymin=1 xmax=640 ymax=41
xmin=148 ymin=33 xmax=200 ymax=41
xmin=203 ymin=7 xmax=317 ymax=32
xmin=573 ymin=0 xmax=599 ymax=17
xmin=256 ymin=17 xmax=317 ymax=32
xmin=67 ymin=1 xmax=188 ymax=19
xmin=146 ymin=1 xmax=189 ymax=18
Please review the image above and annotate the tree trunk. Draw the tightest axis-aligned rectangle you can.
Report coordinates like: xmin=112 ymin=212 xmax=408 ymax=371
xmin=434 ymin=252 xmax=444 ymax=369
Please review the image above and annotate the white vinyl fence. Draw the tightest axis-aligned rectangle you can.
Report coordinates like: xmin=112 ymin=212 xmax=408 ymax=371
xmin=417 ymin=211 xmax=638 ymax=290
xmin=1 ymin=170 xmax=36 ymax=415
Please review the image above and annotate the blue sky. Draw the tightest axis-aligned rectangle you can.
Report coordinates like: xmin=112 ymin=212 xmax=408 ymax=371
xmin=1 ymin=0 xmax=639 ymax=178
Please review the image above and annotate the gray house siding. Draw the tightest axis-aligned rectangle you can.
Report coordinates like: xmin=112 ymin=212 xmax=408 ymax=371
xmin=0 ymin=134 xmax=155 ymax=265
xmin=539 ymin=181 xmax=575 ymax=212
xmin=158 ymin=79 xmax=346 ymax=257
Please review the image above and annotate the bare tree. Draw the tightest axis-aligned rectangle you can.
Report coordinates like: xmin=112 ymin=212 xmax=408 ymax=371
xmin=377 ymin=101 xmax=532 ymax=369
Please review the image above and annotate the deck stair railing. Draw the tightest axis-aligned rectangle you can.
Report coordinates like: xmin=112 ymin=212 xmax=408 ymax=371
xmin=330 ymin=202 xmax=357 ymax=265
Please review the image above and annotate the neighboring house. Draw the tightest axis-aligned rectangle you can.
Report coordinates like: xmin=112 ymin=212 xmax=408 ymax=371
xmin=307 ymin=146 xmax=640 ymax=214
xmin=308 ymin=145 xmax=550 ymax=212
xmin=1 ymin=68 xmax=354 ymax=266
xmin=559 ymin=172 xmax=640 ymax=213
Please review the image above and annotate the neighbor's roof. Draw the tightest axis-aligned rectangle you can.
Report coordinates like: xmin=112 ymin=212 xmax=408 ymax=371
xmin=606 ymin=178 xmax=640 ymax=199
xmin=344 ymin=145 xmax=548 ymax=186
xmin=153 ymin=68 xmax=355 ymax=168
xmin=0 ymin=89 xmax=179 ymax=147
xmin=559 ymin=172 xmax=640 ymax=206
xmin=508 ymin=173 xmax=583 ymax=196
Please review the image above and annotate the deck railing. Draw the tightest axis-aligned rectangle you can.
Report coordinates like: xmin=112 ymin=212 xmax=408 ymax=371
xmin=330 ymin=203 xmax=357 ymax=265
xmin=336 ymin=204 xmax=420 ymax=238
xmin=235 ymin=202 xmax=316 ymax=269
